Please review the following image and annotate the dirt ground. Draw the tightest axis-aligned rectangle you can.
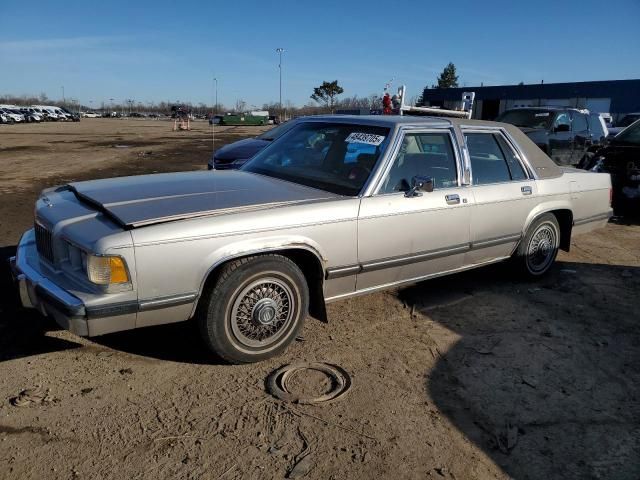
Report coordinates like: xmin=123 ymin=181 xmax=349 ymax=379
xmin=0 ymin=119 xmax=639 ymax=480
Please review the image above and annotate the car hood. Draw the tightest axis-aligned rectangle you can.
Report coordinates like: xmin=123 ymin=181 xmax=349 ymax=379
xmin=68 ymin=170 xmax=339 ymax=228
xmin=214 ymin=138 xmax=270 ymax=160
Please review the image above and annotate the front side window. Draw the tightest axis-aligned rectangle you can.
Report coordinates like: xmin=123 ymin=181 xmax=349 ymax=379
xmin=554 ymin=112 xmax=571 ymax=129
xmin=242 ymin=122 xmax=390 ymax=196
xmin=572 ymin=112 xmax=588 ymax=132
xmin=466 ymin=132 xmax=527 ymax=185
xmin=380 ymin=132 xmax=458 ymax=194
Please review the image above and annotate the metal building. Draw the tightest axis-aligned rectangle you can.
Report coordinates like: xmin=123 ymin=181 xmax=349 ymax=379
xmin=420 ymin=79 xmax=640 ymax=121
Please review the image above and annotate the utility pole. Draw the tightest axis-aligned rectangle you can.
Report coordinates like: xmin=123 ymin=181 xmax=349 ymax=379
xmin=276 ymin=48 xmax=284 ymax=118
xmin=61 ymin=86 xmax=65 ymax=104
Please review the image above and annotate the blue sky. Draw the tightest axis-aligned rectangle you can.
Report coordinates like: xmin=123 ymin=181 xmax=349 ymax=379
xmin=1 ymin=0 xmax=639 ymax=108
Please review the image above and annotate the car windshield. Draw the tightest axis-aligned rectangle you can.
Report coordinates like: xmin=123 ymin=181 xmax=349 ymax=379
xmin=497 ymin=109 xmax=555 ymax=129
xmin=618 ymin=114 xmax=640 ymax=128
xmin=257 ymin=121 xmax=298 ymax=141
xmin=613 ymin=120 xmax=640 ymax=145
xmin=242 ymin=122 xmax=390 ymax=196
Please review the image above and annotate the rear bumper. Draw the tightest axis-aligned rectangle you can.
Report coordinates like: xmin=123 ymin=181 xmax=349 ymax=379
xmin=10 ymin=233 xmax=89 ymax=336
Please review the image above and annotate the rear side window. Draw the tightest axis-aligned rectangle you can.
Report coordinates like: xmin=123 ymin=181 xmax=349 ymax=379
xmin=572 ymin=112 xmax=588 ymax=132
xmin=588 ymin=115 xmax=605 ymax=138
xmin=466 ymin=132 xmax=527 ymax=185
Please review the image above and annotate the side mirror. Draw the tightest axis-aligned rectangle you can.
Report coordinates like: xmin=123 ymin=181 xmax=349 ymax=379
xmin=405 ymin=176 xmax=434 ymax=197
xmin=554 ymin=124 xmax=570 ymax=133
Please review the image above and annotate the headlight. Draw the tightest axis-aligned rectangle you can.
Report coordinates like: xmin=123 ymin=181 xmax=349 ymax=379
xmin=84 ymin=254 xmax=130 ymax=285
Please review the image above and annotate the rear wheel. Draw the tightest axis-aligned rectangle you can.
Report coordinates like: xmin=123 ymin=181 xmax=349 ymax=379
xmin=513 ymin=213 xmax=560 ymax=277
xmin=197 ymin=254 xmax=308 ymax=364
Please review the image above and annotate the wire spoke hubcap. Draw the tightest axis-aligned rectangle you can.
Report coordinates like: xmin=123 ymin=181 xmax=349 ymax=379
xmin=230 ymin=277 xmax=295 ymax=348
xmin=527 ymin=224 xmax=557 ymax=272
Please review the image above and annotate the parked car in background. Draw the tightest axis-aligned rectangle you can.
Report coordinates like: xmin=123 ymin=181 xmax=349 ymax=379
xmin=12 ymin=115 xmax=612 ymax=363
xmin=208 ymin=119 xmax=301 ymax=170
xmin=58 ymin=107 xmax=80 ymax=122
xmin=19 ymin=108 xmax=43 ymax=123
xmin=82 ymin=112 xmax=101 ymax=118
xmin=31 ymin=107 xmax=52 ymax=121
xmin=607 ymin=113 xmax=640 ymax=137
xmin=0 ymin=113 xmax=8 ymax=124
xmin=496 ymin=107 xmax=606 ymax=165
xmin=0 ymin=108 xmax=24 ymax=123
xmin=579 ymin=118 xmax=640 ymax=215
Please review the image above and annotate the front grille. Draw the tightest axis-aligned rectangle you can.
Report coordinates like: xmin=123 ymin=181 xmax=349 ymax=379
xmin=34 ymin=222 xmax=54 ymax=263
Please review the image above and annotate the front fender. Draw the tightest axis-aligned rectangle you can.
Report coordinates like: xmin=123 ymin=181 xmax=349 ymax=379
xmin=191 ymin=235 xmax=328 ymax=315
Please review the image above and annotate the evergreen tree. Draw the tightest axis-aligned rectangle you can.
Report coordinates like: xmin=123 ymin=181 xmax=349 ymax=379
xmin=437 ymin=63 xmax=459 ymax=88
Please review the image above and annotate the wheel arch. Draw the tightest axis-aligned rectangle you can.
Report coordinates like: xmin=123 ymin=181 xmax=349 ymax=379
xmin=193 ymin=240 xmax=327 ymax=322
xmin=522 ymin=204 xmax=573 ymax=252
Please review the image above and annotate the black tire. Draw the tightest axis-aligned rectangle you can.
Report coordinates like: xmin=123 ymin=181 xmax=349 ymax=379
xmin=513 ymin=213 xmax=560 ymax=278
xmin=197 ymin=254 xmax=308 ymax=364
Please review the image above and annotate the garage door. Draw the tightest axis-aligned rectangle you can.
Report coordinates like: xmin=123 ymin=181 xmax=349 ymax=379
xmin=585 ymin=98 xmax=611 ymax=114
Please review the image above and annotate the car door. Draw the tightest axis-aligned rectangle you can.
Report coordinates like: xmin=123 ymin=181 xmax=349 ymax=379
xmin=570 ymin=111 xmax=590 ymax=164
xmin=548 ymin=112 xmax=573 ymax=165
xmin=463 ymin=129 xmax=537 ymax=264
xmin=356 ymin=128 xmax=472 ymax=291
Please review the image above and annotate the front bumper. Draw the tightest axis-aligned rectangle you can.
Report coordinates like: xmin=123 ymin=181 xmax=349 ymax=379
xmin=10 ymin=239 xmax=89 ymax=336
xmin=9 ymin=229 xmax=138 ymax=337
xmin=10 ymin=229 xmax=194 ymax=337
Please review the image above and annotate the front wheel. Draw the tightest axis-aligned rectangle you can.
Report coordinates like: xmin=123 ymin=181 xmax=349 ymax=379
xmin=513 ymin=213 xmax=560 ymax=277
xmin=197 ymin=254 xmax=308 ymax=364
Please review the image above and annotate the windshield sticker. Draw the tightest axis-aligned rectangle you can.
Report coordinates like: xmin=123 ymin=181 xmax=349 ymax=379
xmin=535 ymin=112 xmax=550 ymax=117
xmin=345 ymin=132 xmax=385 ymax=146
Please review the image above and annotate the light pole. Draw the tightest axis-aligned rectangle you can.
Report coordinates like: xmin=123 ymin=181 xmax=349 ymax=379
xmin=213 ymin=77 xmax=218 ymax=114
xmin=61 ymin=86 xmax=65 ymax=104
xmin=276 ymin=48 xmax=284 ymax=117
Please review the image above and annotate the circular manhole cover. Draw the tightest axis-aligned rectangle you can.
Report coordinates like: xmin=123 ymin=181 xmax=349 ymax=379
xmin=267 ymin=362 xmax=351 ymax=404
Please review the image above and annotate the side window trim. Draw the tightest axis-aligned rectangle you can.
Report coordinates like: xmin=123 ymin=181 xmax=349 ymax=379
xmin=494 ymin=132 xmax=528 ymax=181
xmin=372 ymin=127 xmax=462 ymax=196
xmin=461 ymin=128 xmax=532 ymax=186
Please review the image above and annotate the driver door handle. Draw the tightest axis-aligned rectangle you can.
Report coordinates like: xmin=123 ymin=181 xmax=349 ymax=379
xmin=445 ymin=194 xmax=460 ymax=205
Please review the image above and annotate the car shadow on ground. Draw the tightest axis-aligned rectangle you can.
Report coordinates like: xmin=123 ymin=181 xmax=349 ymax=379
xmin=0 ymin=246 xmax=81 ymax=362
xmin=398 ymin=261 xmax=640 ymax=479
xmin=94 ymin=320 xmax=227 ymax=365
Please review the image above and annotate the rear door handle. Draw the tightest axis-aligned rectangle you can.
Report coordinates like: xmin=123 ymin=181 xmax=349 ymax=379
xmin=521 ymin=186 xmax=532 ymax=195
xmin=445 ymin=194 xmax=460 ymax=205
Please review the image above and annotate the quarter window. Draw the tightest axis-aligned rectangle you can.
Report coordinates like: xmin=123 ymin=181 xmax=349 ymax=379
xmin=465 ymin=132 xmax=527 ymax=185
xmin=380 ymin=132 xmax=458 ymax=193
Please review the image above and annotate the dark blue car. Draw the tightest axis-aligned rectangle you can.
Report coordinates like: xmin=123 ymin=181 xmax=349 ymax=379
xmin=208 ymin=119 xmax=300 ymax=170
